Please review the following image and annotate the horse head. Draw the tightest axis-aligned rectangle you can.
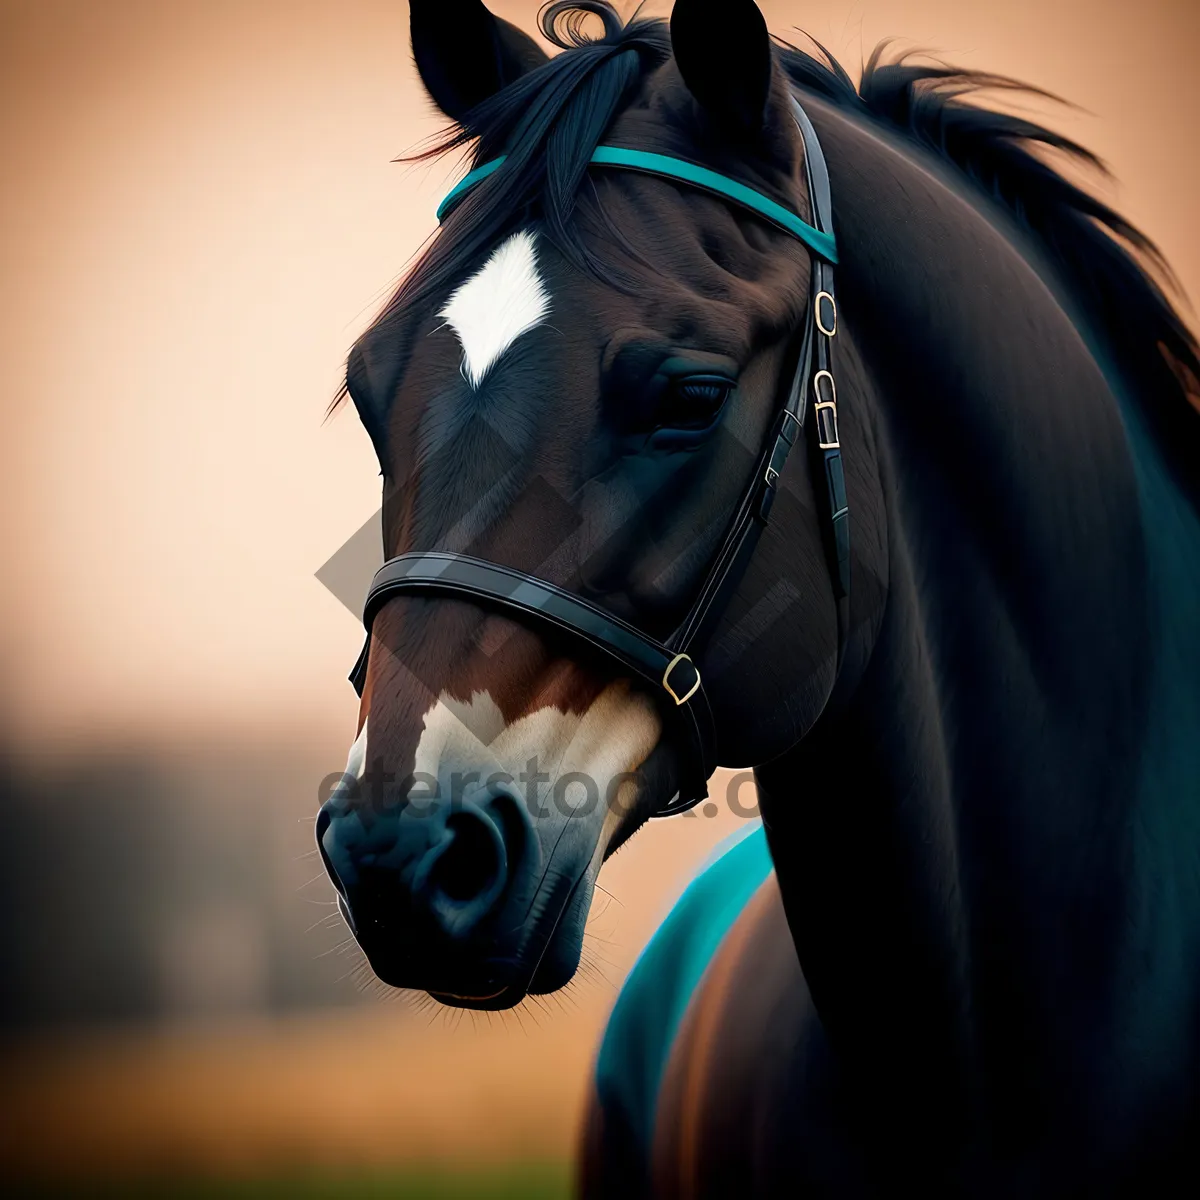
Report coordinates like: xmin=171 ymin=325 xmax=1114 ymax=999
xmin=316 ymin=0 xmax=850 ymax=1008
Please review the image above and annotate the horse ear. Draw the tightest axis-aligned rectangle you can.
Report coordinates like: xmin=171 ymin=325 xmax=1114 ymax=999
xmin=410 ymin=0 xmax=549 ymax=123
xmin=670 ymin=0 xmax=772 ymax=134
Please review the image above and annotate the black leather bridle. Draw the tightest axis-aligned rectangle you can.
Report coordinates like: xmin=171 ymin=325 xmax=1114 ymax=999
xmin=349 ymin=95 xmax=848 ymax=816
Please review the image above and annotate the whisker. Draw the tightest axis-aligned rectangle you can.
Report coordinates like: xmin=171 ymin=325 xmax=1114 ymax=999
xmin=314 ymin=935 xmax=355 ymax=960
xmin=510 ymin=1003 xmax=530 ymax=1037
xmin=305 ymin=912 xmax=344 ymax=934
xmin=593 ymin=883 xmax=624 ymax=908
xmin=336 ymin=953 xmax=369 ymax=985
xmin=518 ymin=998 xmax=544 ymax=1029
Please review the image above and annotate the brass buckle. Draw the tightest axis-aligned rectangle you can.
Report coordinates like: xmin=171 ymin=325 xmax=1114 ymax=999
xmin=815 ymin=291 xmax=837 ymax=337
xmin=662 ymin=653 xmax=701 ymax=706
xmin=813 ymin=370 xmax=839 ymax=449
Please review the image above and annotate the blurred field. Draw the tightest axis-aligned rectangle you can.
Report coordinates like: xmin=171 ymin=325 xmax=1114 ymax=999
xmin=0 ymin=737 xmax=749 ymax=1192
xmin=12 ymin=1164 xmax=570 ymax=1199
xmin=12 ymin=1167 xmax=570 ymax=1200
xmin=1 ymin=1007 xmax=596 ymax=1181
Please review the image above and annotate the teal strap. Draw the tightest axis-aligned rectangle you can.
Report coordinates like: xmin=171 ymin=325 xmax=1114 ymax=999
xmin=436 ymin=158 xmax=506 ymax=221
xmin=593 ymin=822 xmax=774 ymax=1158
xmin=435 ymin=145 xmax=837 ymax=264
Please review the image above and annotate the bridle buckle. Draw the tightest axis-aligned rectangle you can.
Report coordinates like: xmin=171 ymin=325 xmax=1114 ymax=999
xmin=813 ymin=370 xmax=839 ymax=449
xmin=662 ymin=653 xmax=701 ymax=706
xmin=815 ymin=290 xmax=837 ymax=337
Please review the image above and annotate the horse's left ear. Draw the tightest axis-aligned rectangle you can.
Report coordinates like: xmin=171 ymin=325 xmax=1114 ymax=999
xmin=670 ymin=0 xmax=773 ymax=134
xmin=411 ymin=0 xmax=549 ymax=124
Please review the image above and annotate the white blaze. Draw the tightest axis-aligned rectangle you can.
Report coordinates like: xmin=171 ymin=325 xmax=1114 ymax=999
xmin=438 ymin=230 xmax=551 ymax=388
xmin=410 ymin=681 xmax=661 ymax=834
xmin=345 ymin=717 xmax=369 ymax=781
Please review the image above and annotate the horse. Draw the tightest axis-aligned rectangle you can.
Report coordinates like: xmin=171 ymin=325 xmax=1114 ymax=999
xmin=314 ymin=1 xmax=1200 ymax=1194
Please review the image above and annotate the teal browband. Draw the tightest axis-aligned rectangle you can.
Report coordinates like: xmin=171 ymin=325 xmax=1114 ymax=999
xmin=435 ymin=144 xmax=837 ymax=265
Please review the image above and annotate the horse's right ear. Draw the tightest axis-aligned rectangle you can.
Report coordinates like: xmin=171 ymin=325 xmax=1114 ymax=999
xmin=671 ymin=0 xmax=772 ymax=134
xmin=411 ymin=0 xmax=549 ymax=124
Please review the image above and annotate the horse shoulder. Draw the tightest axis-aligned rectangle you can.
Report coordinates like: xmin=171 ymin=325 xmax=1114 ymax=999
xmin=580 ymin=825 xmax=773 ymax=1196
xmin=651 ymin=871 xmax=871 ymax=1197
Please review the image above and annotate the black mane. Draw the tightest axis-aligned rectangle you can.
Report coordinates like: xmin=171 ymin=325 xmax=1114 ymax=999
xmin=776 ymin=35 xmax=1200 ymax=499
xmin=341 ymin=1 xmax=1200 ymax=502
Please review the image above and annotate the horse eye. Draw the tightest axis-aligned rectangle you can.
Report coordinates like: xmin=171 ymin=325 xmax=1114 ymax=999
xmin=657 ymin=375 xmax=734 ymax=430
xmin=678 ymin=381 xmax=728 ymax=404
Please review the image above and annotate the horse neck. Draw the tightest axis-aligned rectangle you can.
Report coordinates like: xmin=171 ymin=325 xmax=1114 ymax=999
xmin=756 ymin=95 xmax=1194 ymax=1156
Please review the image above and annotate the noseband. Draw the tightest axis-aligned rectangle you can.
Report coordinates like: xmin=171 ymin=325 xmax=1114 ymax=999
xmin=349 ymin=96 xmax=848 ymax=817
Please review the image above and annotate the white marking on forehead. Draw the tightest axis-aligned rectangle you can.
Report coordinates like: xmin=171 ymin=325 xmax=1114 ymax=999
xmin=438 ymin=229 xmax=550 ymax=389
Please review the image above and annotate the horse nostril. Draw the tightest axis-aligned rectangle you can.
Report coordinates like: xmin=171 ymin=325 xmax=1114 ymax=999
xmin=431 ymin=810 xmax=506 ymax=905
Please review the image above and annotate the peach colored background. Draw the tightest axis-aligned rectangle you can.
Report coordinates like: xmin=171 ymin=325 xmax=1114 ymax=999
xmin=2 ymin=0 xmax=1196 ymax=747
xmin=0 ymin=0 xmax=1196 ymax=1182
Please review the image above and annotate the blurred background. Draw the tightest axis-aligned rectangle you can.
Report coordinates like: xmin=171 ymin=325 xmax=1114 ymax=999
xmin=1 ymin=1 xmax=1196 ymax=1195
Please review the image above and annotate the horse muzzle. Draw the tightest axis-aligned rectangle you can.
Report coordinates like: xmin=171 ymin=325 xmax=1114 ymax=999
xmin=316 ymin=772 xmax=543 ymax=1003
